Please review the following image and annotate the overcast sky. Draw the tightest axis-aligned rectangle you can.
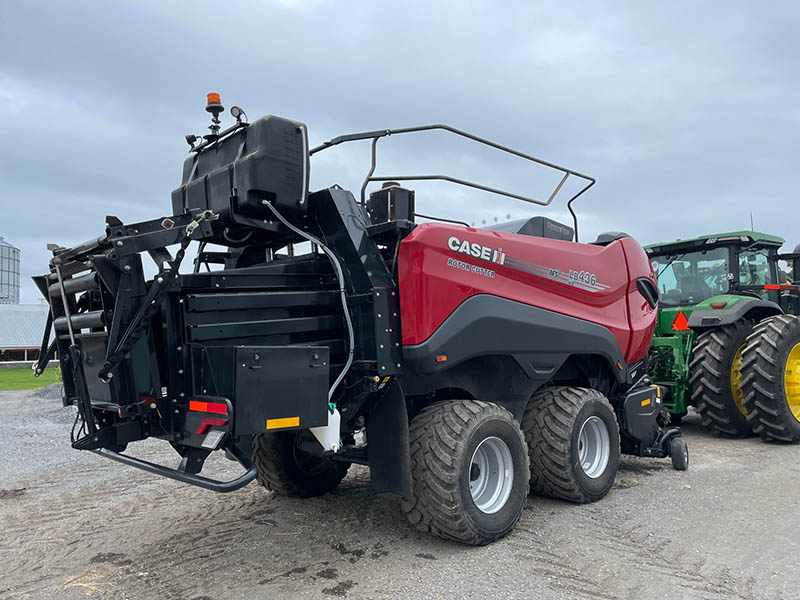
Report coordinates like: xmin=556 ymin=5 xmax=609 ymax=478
xmin=1 ymin=0 xmax=798 ymax=303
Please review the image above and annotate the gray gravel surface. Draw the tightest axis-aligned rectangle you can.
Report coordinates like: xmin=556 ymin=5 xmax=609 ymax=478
xmin=1 ymin=387 xmax=798 ymax=600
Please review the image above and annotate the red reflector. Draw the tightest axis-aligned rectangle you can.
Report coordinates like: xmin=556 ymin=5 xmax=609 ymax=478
xmin=710 ymin=302 xmax=727 ymax=309
xmin=672 ymin=311 xmax=690 ymax=331
xmin=195 ymin=418 xmax=228 ymax=435
xmin=764 ymin=284 xmax=798 ymax=291
xmin=189 ymin=400 xmax=228 ymax=414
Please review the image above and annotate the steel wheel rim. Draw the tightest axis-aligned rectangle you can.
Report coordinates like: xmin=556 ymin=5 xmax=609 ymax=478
xmin=785 ymin=343 xmax=800 ymax=422
xmin=731 ymin=344 xmax=747 ymax=417
xmin=469 ymin=436 xmax=514 ymax=514
xmin=578 ymin=416 xmax=610 ymax=479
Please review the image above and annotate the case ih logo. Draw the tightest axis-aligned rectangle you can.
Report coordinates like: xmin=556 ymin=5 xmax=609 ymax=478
xmin=447 ymin=236 xmax=506 ymax=265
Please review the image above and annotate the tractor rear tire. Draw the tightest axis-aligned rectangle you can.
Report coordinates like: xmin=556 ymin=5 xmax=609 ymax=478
xmin=252 ymin=431 xmax=350 ymax=498
xmin=523 ymin=386 xmax=620 ymax=503
xmin=400 ymin=400 xmax=529 ymax=546
xmin=690 ymin=321 xmax=754 ymax=437
xmin=741 ymin=314 xmax=800 ymax=443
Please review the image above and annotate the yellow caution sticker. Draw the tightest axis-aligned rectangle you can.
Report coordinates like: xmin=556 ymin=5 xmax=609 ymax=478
xmin=641 ymin=398 xmax=652 ymax=407
xmin=266 ymin=416 xmax=300 ymax=430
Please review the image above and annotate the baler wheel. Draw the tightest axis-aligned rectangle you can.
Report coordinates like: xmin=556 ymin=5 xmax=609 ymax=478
xmin=400 ymin=400 xmax=529 ymax=546
xmin=252 ymin=431 xmax=350 ymax=498
xmin=523 ymin=386 xmax=620 ymax=503
xmin=669 ymin=436 xmax=689 ymax=471
xmin=690 ymin=321 xmax=754 ymax=437
xmin=741 ymin=314 xmax=800 ymax=443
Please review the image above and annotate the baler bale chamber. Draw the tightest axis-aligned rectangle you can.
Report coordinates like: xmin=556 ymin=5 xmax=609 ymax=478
xmin=33 ymin=111 xmax=408 ymax=491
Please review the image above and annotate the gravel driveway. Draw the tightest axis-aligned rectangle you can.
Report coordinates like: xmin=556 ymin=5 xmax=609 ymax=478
xmin=1 ymin=386 xmax=797 ymax=600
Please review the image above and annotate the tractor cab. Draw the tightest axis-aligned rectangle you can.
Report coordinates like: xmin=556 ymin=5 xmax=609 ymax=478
xmin=645 ymin=231 xmax=788 ymax=334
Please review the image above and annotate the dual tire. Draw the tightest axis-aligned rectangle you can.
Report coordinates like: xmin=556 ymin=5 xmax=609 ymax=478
xmin=689 ymin=315 xmax=800 ymax=443
xmin=402 ymin=388 xmax=620 ymax=545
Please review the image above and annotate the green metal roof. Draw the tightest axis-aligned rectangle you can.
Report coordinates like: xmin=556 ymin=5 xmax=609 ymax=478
xmin=645 ymin=230 xmax=784 ymax=253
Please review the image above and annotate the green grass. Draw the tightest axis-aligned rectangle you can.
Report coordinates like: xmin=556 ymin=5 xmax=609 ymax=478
xmin=0 ymin=367 xmax=60 ymax=391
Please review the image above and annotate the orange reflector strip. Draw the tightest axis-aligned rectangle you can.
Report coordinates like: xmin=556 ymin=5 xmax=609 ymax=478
xmin=189 ymin=400 xmax=227 ymax=415
xmin=710 ymin=302 xmax=727 ymax=309
xmin=266 ymin=416 xmax=300 ymax=430
xmin=435 ymin=355 xmax=448 ymax=363
xmin=641 ymin=398 xmax=651 ymax=407
xmin=672 ymin=311 xmax=690 ymax=331
xmin=207 ymin=92 xmax=221 ymax=104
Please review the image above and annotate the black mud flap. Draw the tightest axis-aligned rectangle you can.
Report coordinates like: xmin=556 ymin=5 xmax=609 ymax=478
xmin=365 ymin=379 xmax=413 ymax=498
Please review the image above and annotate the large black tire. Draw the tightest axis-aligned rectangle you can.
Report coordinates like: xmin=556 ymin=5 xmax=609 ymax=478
xmin=741 ymin=314 xmax=800 ymax=443
xmin=252 ymin=431 xmax=350 ymax=498
xmin=689 ymin=321 xmax=754 ymax=437
xmin=523 ymin=386 xmax=620 ymax=503
xmin=400 ymin=400 xmax=529 ymax=546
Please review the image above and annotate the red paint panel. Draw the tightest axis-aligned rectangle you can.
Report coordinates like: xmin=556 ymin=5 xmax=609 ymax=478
xmin=619 ymin=237 xmax=658 ymax=362
xmin=398 ymin=224 xmax=657 ymax=364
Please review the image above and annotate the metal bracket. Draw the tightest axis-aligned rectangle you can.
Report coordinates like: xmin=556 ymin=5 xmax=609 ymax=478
xmin=91 ymin=442 xmax=257 ymax=493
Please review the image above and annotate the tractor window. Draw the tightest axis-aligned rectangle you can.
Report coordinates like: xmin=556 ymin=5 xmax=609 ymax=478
xmin=651 ymin=247 xmax=729 ymax=306
xmin=738 ymin=251 xmax=777 ymax=286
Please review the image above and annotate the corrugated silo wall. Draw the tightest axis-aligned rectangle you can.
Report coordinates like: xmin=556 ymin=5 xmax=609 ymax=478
xmin=0 ymin=236 xmax=21 ymax=304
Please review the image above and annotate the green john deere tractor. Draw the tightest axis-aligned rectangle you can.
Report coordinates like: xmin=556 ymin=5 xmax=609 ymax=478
xmin=646 ymin=231 xmax=800 ymax=442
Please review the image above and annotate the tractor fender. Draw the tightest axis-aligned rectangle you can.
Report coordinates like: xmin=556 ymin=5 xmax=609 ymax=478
xmin=687 ymin=298 xmax=782 ymax=329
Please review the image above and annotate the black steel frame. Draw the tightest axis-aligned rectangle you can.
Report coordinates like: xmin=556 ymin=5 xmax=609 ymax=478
xmin=310 ymin=124 xmax=595 ymax=241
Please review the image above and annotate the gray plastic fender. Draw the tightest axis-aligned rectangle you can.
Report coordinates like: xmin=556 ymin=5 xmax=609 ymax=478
xmin=687 ymin=299 xmax=782 ymax=329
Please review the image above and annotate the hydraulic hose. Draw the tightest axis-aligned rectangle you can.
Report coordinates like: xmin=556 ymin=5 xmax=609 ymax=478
xmin=260 ymin=127 xmax=355 ymax=403
xmin=261 ymin=199 xmax=355 ymax=402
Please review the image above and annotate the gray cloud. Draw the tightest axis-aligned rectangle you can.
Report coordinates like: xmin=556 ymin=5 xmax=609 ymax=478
xmin=1 ymin=0 xmax=798 ymax=302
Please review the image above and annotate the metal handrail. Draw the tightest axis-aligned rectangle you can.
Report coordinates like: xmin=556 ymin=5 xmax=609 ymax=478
xmin=310 ymin=124 xmax=595 ymax=241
